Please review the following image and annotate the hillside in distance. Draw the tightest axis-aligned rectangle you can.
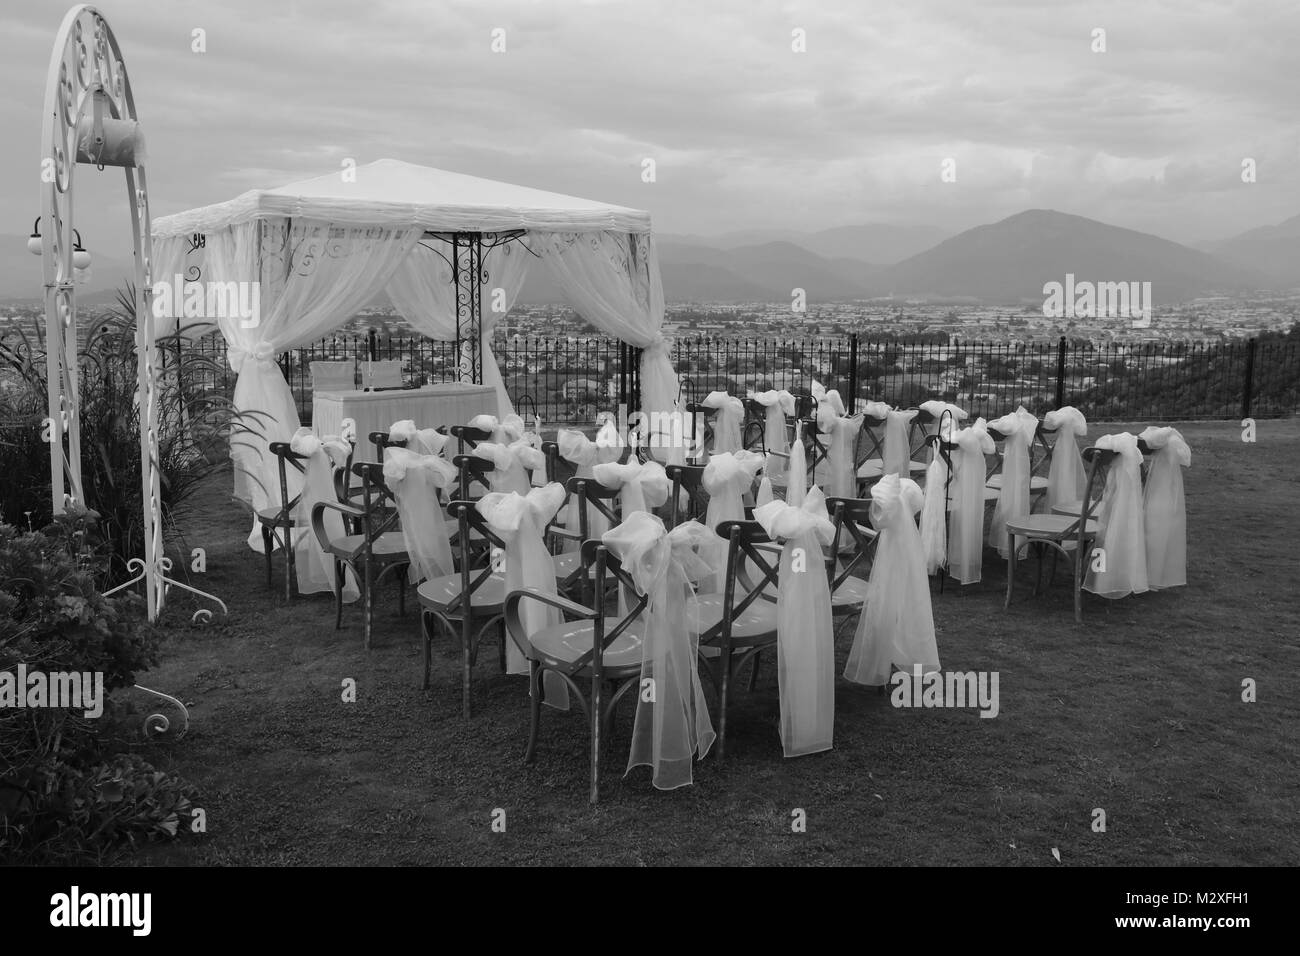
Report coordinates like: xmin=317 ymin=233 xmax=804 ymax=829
xmin=1197 ymin=213 xmax=1300 ymax=289
xmin=882 ymin=210 xmax=1265 ymax=305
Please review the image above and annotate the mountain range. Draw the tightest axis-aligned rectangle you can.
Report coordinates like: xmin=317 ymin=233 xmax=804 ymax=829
xmin=1 ymin=210 xmax=1293 ymax=308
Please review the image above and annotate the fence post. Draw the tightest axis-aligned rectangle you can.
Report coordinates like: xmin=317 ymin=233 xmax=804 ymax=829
xmin=618 ymin=341 xmax=628 ymax=410
xmin=1241 ymin=337 xmax=1257 ymax=420
xmin=1055 ymin=336 xmax=1067 ymax=408
xmin=367 ymin=327 xmax=377 ymax=362
xmin=847 ymin=333 xmax=859 ymax=404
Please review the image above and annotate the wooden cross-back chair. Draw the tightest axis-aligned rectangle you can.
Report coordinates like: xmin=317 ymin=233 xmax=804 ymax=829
xmin=450 ymin=422 xmax=494 ymax=457
xmin=985 ymin=419 xmax=1051 ymax=503
xmin=695 ymin=519 xmax=781 ymax=759
xmin=417 ymin=499 xmax=508 ymax=717
xmin=506 ymin=537 xmax=650 ymax=803
xmin=741 ymin=397 xmax=772 ymax=454
xmin=258 ymin=441 xmax=311 ymax=601
xmin=666 ymin=463 xmax=708 ymax=527
xmin=453 ymin=453 xmax=496 ymax=503
xmin=683 ymin=401 xmax=715 ymax=459
xmin=544 ymin=475 xmax=622 ymax=595
xmin=1003 ymin=445 xmax=1111 ymax=623
xmin=824 ymin=496 xmax=877 ymax=623
xmin=310 ymin=460 xmax=411 ymax=649
xmin=918 ymin=429 xmax=961 ymax=592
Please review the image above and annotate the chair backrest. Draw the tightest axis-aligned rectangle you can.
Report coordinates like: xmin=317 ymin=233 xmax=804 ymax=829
xmin=665 ymin=463 xmax=706 ymax=527
xmin=705 ymin=519 xmax=781 ymax=645
xmin=572 ymin=539 xmax=650 ymax=677
xmin=453 ymin=454 xmax=495 ymax=501
xmin=450 ymin=423 xmax=494 ymax=457
xmin=363 ymin=359 xmax=403 ymax=389
xmin=267 ymin=441 xmax=311 ymax=517
xmin=1069 ymin=446 xmax=1119 ymax=553
xmin=349 ymin=460 xmax=402 ymax=542
xmin=331 ymin=439 xmax=358 ymax=503
xmin=567 ymin=475 xmax=623 ymax=542
xmin=310 ymin=360 xmax=355 ymax=392
xmin=824 ymin=496 xmax=879 ymax=592
xmin=369 ymin=430 xmax=405 ymax=461
xmin=683 ymin=402 xmax=715 ymax=459
xmin=446 ymin=500 xmax=508 ymax=614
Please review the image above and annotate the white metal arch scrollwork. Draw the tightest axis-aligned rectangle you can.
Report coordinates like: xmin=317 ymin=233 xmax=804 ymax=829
xmin=39 ymin=4 xmax=159 ymax=616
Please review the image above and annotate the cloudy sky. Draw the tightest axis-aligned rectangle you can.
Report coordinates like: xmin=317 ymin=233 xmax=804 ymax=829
xmin=2 ymin=0 xmax=1297 ymax=250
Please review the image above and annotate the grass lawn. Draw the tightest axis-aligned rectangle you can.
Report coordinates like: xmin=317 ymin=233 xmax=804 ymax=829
xmin=128 ymin=419 xmax=1299 ymax=866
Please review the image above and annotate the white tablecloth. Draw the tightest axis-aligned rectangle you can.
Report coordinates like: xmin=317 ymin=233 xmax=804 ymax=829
xmin=312 ymin=383 xmax=499 ymax=444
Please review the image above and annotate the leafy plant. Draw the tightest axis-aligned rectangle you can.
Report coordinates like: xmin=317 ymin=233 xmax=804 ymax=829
xmin=0 ymin=285 xmax=269 ymax=584
xmin=0 ymin=523 xmax=193 ymax=864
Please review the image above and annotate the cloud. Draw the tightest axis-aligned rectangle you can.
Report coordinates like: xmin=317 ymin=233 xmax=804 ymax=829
xmin=1 ymin=0 xmax=1296 ymax=252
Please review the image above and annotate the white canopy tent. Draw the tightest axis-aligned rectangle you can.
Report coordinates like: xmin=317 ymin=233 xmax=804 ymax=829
xmin=151 ymin=158 xmax=677 ymax=518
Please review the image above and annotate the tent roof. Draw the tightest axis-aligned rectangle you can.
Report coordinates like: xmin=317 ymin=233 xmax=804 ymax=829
xmin=152 ymin=158 xmax=652 ymax=238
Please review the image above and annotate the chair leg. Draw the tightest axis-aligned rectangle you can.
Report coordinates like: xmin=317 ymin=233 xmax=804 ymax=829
xmin=590 ymin=676 xmax=603 ymax=804
xmin=333 ymin=559 xmax=344 ymax=630
xmin=284 ymin=526 xmax=295 ymax=602
xmin=524 ymin=661 xmax=541 ymax=763
xmin=397 ymin=570 xmax=406 ymax=617
xmin=1004 ymin=533 xmax=1016 ymax=609
xmin=1033 ymin=542 xmax=1044 ymax=595
xmin=717 ymin=645 xmax=733 ymax=760
xmin=262 ymin=525 xmax=274 ymax=590
xmin=461 ymin=617 xmax=473 ymax=719
xmin=363 ymin=560 xmax=374 ymax=650
xmin=747 ymin=650 xmax=761 ymax=692
xmin=421 ymin=612 xmax=432 ymax=691
xmin=1074 ymin=550 xmax=1084 ymax=624
xmin=498 ymin=619 xmax=507 ymax=673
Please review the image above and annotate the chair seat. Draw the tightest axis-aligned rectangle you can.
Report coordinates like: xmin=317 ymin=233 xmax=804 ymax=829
xmin=857 ymin=459 xmax=928 ymax=478
xmin=529 ymin=618 xmax=644 ymax=671
xmin=832 ymin=576 xmax=870 ymax=609
xmin=1004 ymin=515 xmax=1098 ymax=538
xmin=694 ymin=593 xmax=779 ymax=643
xmin=986 ymin=474 xmax=1050 ymax=491
xmin=417 ymin=571 xmax=506 ymax=611
xmin=332 ymin=531 xmax=408 ymax=557
xmin=552 ymin=551 xmax=597 ymax=580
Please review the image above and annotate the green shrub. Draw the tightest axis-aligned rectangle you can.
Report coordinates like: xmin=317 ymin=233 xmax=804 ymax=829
xmin=0 ymin=523 xmax=195 ymax=864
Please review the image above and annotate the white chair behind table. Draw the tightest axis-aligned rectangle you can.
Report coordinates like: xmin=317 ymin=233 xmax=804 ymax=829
xmin=363 ymin=360 xmax=404 ymax=389
xmin=311 ymin=360 xmax=356 ymax=392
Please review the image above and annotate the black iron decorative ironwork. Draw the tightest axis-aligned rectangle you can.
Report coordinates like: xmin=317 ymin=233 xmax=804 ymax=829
xmin=413 ymin=229 xmax=532 ymax=386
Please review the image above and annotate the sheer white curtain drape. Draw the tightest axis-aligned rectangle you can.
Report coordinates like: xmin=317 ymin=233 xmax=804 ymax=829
xmin=207 ymin=219 xmax=421 ymax=526
xmin=533 ymin=231 xmax=678 ymax=421
xmin=385 ymin=239 xmax=532 ymax=417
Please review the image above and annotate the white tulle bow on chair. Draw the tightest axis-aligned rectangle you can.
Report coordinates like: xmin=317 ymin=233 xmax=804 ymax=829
xmin=289 ymin=428 xmax=359 ymax=602
xmin=752 ymin=487 xmax=837 ymax=757
xmin=748 ymin=388 xmax=796 ymax=455
xmin=1084 ymin=432 xmax=1149 ymax=599
xmin=601 ymin=512 xmax=717 ymax=790
xmin=811 ymin=381 xmax=862 ymax=499
xmin=477 ymin=482 xmax=570 ymax=708
xmin=1139 ymin=426 xmax=1190 ymax=590
xmin=1043 ymin=406 xmax=1088 ymax=510
xmin=474 ymin=439 xmax=546 ymax=496
xmin=701 ymin=391 xmax=745 ymax=455
xmin=389 ymin=419 xmax=451 ymax=459
xmin=467 ymin=412 xmax=527 ymax=445
xmin=845 ymin=474 xmax=938 ymax=686
xmin=946 ymin=418 xmax=995 ymax=585
xmin=592 ymin=459 xmax=671 ymax=516
xmin=383 ymin=447 xmax=458 ymax=584
xmin=988 ymin=406 xmax=1040 ymax=559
